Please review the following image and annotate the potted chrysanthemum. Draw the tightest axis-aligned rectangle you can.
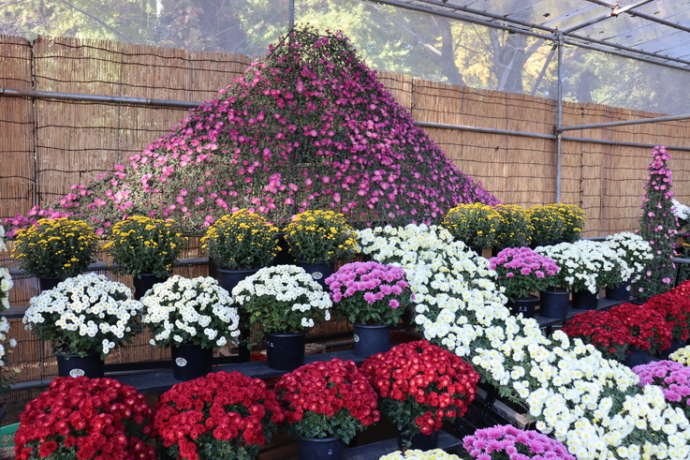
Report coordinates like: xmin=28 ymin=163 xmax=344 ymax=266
xmin=202 ymin=210 xmax=281 ymax=360
xmin=361 ymin=340 xmax=479 ymax=450
xmin=23 ymin=273 xmax=143 ymax=377
xmin=492 ymin=204 xmax=531 ymax=253
xmin=488 ymin=247 xmax=560 ymax=318
xmin=326 ymin=262 xmax=409 ymax=357
xmin=275 ymin=359 xmax=380 ymax=460
xmin=0 ymin=225 xmax=13 ymax=311
xmin=605 ymin=232 xmax=653 ymax=301
xmin=140 ymin=275 xmax=240 ymax=380
xmin=441 ymin=203 xmax=499 ymax=253
xmin=103 ymin=216 xmax=186 ymax=299
xmin=536 ymin=241 xmax=616 ymax=310
xmin=11 ymin=218 xmax=98 ymax=290
xmin=15 ymin=377 xmax=156 ymax=460
xmin=610 ymin=303 xmax=672 ymax=366
xmin=463 ymin=425 xmax=576 ymax=460
xmin=232 ymin=265 xmax=333 ymax=370
xmin=154 ymin=371 xmax=284 ymax=460
xmin=202 ymin=209 xmax=281 ymax=289
xmin=528 ymin=203 xmax=584 ymax=247
xmin=283 ymin=210 xmax=358 ymax=287
xmin=0 ymin=227 xmax=15 ymax=394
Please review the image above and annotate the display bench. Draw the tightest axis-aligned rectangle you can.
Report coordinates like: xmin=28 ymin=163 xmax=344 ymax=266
xmin=534 ymin=297 xmax=627 ymax=329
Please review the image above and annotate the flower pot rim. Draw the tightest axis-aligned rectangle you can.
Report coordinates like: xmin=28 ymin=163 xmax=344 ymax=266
xmin=300 ymin=436 xmax=340 ymax=443
xmin=296 ymin=261 xmax=335 ymax=266
xmin=572 ymin=289 xmax=598 ymax=295
xmin=267 ymin=332 xmax=306 ymax=338
xmin=214 ymin=267 xmax=261 ymax=274
xmin=509 ymin=295 xmax=539 ymax=302
xmin=542 ymin=288 xmax=568 ymax=294
xmin=133 ymin=273 xmax=169 ymax=279
xmin=55 ymin=351 xmax=100 ymax=359
xmin=353 ymin=323 xmax=390 ymax=329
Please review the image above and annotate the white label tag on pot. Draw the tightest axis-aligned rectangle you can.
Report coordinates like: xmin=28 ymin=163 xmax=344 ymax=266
xmin=353 ymin=334 xmax=359 ymax=343
xmin=311 ymin=271 xmax=323 ymax=280
xmin=268 ymin=341 xmax=274 ymax=348
xmin=175 ymin=357 xmax=188 ymax=367
xmin=69 ymin=368 xmax=85 ymax=378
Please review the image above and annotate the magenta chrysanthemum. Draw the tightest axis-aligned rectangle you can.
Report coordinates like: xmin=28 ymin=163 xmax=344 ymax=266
xmin=463 ymin=425 xmax=575 ymax=460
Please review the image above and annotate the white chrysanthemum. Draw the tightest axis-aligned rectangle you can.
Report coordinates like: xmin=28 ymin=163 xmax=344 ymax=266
xmin=605 ymin=232 xmax=654 ymax=284
xmin=536 ymin=240 xmax=621 ymax=294
xmin=359 ymin=224 xmax=690 ymax=460
xmin=0 ymin=226 xmax=12 ymax=311
xmin=23 ymin=273 xmax=142 ymax=356
xmin=141 ymin=275 xmax=240 ymax=348
xmin=672 ymin=199 xmax=690 ymax=221
xmin=232 ymin=265 xmax=332 ymax=333
xmin=379 ymin=449 xmax=460 ymax=460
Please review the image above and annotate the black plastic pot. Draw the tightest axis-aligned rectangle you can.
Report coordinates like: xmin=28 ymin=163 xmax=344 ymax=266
xmin=605 ymin=283 xmax=630 ymax=301
xmin=624 ymin=347 xmax=655 ymax=367
xmin=56 ymin=353 xmax=104 ymax=378
xmin=299 ymin=436 xmax=344 ymax=460
xmin=539 ymin=289 xmax=570 ymax=319
xmin=662 ymin=339 xmax=686 ymax=359
xmin=398 ymin=431 xmax=439 ymax=451
xmin=171 ymin=343 xmax=212 ymax=380
xmin=572 ymin=290 xmax=598 ymax=310
xmin=39 ymin=277 xmax=62 ymax=291
xmin=213 ymin=267 xmax=259 ymax=362
xmin=297 ymin=262 xmax=334 ymax=289
xmin=353 ymin=324 xmax=390 ymax=358
xmin=133 ymin=273 xmax=167 ymax=300
xmin=508 ymin=296 xmax=539 ymax=318
xmin=266 ymin=332 xmax=305 ymax=371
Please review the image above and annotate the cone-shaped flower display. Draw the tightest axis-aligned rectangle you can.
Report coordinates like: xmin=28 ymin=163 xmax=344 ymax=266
xmin=7 ymin=27 xmax=497 ymax=234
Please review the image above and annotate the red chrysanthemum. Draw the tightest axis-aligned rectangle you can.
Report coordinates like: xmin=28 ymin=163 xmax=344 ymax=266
xmin=275 ymin=359 xmax=380 ymax=443
xmin=15 ymin=377 xmax=155 ymax=460
xmin=562 ymin=310 xmax=633 ymax=360
xmin=154 ymin=371 xmax=284 ymax=460
xmin=360 ymin=340 xmax=479 ymax=445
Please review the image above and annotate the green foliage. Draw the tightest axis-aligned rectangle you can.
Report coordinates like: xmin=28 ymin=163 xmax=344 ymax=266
xmin=292 ymin=410 xmax=362 ymax=444
xmin=381 ymin=397 xmax=433 ymax=449
xmin=164 ymin=440 xmax=259 ymax=460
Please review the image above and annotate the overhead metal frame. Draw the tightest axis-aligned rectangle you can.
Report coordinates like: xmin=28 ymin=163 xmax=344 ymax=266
xmin=2 ymin=0 xmax=690 ymax=204
xmin=365 ymin=0 xmax=690 ymax=202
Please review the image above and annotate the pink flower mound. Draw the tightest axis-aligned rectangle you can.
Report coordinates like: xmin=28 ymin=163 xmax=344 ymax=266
xmin=5 ymin=27 xmax=497 ymax=234
xmin=633 ymin=361 xmax=690 ymax=410
xmin=463 ymin=425 xmax=575 ymax=460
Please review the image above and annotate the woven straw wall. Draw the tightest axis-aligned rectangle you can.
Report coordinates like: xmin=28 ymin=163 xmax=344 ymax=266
xmin=2 ymin=35 xmax=690 ymax=383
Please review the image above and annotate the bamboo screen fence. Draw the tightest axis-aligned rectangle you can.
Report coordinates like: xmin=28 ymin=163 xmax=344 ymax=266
xmin=2 ymin=34 xmax=690 ymax=384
